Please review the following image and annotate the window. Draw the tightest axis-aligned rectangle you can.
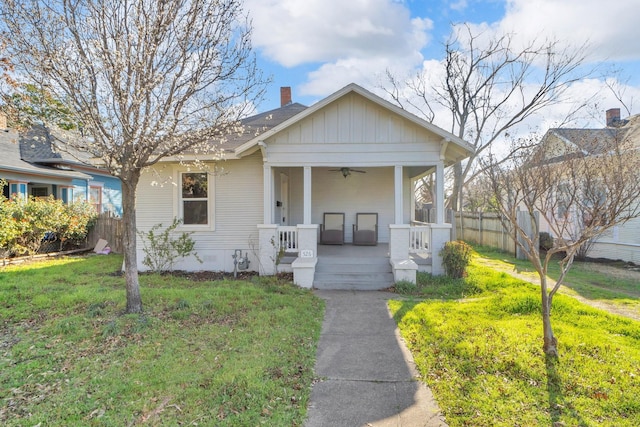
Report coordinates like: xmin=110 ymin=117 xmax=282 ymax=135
xmin=181 ymin=172 xmax=209 ymax=225
xmin=60 ymin=187 xmax=73 ymax=204
xmin=31 ymin=187 xmax=49 ymax=198
xmin=89 ymin=186 xmax=102 ymax=213
xmin=10 ymin=182 xmax=28 ymax=199
xmin=556 ymin=183 xmax=571 ymax=219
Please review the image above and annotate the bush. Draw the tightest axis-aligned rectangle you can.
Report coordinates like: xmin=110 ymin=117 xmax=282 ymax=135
xmin=0 ymin=194 xmax=97 ymax=257
xmin=539 ymin=232 xmax=554 ymax=251
xmin=440 ymin=240 xmax=472 ymax=279
xmin=137 ymin=218 xmax=202 ymax=272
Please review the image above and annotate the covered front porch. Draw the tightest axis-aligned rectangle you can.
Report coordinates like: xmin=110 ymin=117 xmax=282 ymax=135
xmin=234 ymin=84 xmax=472 ymax=287
xmin=256 ymin=164 xmax=452 ymax=288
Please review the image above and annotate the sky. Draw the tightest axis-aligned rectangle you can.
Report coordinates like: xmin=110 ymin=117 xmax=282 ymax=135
xmin=244 ymin=0 xmax=640 ymax=131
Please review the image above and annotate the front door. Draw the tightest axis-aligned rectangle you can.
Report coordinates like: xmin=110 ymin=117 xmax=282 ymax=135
xmin=280 ymin=173 xmax=289 ymax=226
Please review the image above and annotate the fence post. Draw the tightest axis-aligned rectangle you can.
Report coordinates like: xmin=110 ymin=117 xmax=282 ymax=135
xmin=478 ymin=212 xmax=483 ymax=246
xmin=516 ymin=210 xmax=539 ymax=260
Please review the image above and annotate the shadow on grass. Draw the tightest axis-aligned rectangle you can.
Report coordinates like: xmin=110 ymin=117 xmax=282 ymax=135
xmin=546 ymin=355 xmax=586 ymax=426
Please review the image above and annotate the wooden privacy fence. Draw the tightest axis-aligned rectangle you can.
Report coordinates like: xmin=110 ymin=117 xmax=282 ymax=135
xmin=87 ymin=212 xmax=123 ymax=253
xmin=453 ymin=211 xmax=516 ymax=255
xmin=451 ymin=211 xmax=537 ymax=258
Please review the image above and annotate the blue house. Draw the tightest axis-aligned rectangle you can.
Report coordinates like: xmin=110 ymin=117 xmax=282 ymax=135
xmin=0 ymin=122 xmax=122 ymax=216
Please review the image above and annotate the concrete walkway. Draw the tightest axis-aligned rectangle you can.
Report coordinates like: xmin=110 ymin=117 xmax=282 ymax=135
xmin=305 ymin=290 xmax=447 ymax=427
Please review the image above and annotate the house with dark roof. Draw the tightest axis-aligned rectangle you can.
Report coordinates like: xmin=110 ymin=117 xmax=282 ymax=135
xmin=135 ymin=83 xmax=474 ymax=288
xmin=0 ymin=121 xmax=122 ymax=215
xmin=538 ymin=108 xmax=640 ymax=263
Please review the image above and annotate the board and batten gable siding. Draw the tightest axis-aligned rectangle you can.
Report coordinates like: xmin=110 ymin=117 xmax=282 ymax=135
xmin=264 ymin=92 xmax=443 ymax=166
xmin=136 ymin=152 xmax=264 ymax=272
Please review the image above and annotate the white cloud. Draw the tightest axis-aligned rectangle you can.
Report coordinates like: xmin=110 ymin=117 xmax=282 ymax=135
xmin=246 ymin=0 xmax=433 ymax=95
xmin=450 ymin=0 xmax=469 ymax=12
xmin=497 ymin=0 xmax=640 ymax=62
xmin=247 ymin=0 xmax=430 ymax=66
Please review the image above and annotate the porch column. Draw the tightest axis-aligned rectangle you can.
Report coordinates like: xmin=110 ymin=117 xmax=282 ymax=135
xmin=263 ymin=164 xmax=273 ymax=224
xmin=303 ymin=166 xmax=312 ymax=224
xmin=436 ymin=161 xmax=445 ymax=224
xmin=394 ymin=165 xmax=403 ymax=224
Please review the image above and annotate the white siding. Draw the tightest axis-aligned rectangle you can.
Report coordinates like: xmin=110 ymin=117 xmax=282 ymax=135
xmin=588 ymin=217 xmax=640 ymax=263
xmin=136 ymin=152 xmax=264 ymax=272
xmin=538 ymin=208 xmax=640 ymax=264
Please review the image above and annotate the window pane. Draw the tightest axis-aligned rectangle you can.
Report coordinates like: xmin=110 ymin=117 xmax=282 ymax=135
xmin=183 ymin=200 xmax=208 ymax=224
xmin=89 ymin=187 xmax=101 ymax=202
xmin=31 ymin=187 xmax=48 ymax=197
xmin=182 ymin=173 xmax=208 ymax=198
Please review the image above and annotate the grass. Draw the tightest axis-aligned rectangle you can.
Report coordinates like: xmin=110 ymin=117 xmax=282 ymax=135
xmin=0 ymin=254 xmax=324 ymax=426
xmin=473 ymin=245 xmax=640 ymax=318
xmin=390 ymin=254 xmax=640 ymax=426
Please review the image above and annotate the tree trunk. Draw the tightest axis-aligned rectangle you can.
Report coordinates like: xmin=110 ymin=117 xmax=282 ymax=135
xmin=541 ymin=278 xmax=558 ymax=357
xmin=121 ymin=177 xmax=143 ymax=314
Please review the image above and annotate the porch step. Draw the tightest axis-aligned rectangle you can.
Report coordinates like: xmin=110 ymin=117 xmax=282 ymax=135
xmin=313 ymin=256 xmax=394 ymax=291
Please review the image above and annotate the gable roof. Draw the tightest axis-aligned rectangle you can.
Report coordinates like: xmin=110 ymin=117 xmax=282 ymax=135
xmin=19 ymin=125 xmax=95 ymax=167
xmin=542 ymin=113 xmax=640 ymax=160
xmin=235 ymin=83 xmax=474 ymax=159
xmin=216 ymin=102 xmax=308 ymax=152
xmin=546 ymin=128 xmax=627 ymax=155
xmin=0 ymin=129 xmax=91 ymax=181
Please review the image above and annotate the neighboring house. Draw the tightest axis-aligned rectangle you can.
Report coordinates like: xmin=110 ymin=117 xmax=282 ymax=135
xmin=538 ymin=108 xmax=640 ymax=263
xmin=136 ymin=83 xmax=474 ymax=287
xmin=0 ymin=120 xmax=122 ymax=216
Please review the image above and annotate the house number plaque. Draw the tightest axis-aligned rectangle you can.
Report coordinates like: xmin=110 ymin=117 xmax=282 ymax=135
xmin=300 ymin=249 xmax=314 ymax=258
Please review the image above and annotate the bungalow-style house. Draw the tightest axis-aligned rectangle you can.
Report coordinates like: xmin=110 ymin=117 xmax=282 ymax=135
xmin=538 ymin=108 xmax=640 ymax=263
xmin=0 ymin=120 xmax=122 ymax=216
xmin=135 ymin=84 xmax=474 ymax=288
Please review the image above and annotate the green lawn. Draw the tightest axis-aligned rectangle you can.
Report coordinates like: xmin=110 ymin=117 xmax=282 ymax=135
xmin=0 ymin=255 xmax=324 ymax=426
xmin=473 ymin=245 xmax=640 ymax=319
xmin=391 ymin=255 xmax=640 ymax=426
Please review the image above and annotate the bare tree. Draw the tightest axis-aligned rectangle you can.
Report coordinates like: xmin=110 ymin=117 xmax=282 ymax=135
xmin=1 ymin=0 xmax=267 ymax=313
xmin=484 ymin=130 xmax=640 ymax=357
xmin=384 ymin=24 xmax=590 ymax=211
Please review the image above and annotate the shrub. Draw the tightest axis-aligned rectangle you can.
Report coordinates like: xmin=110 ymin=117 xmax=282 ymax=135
xmin=440 ymin=240 xmax=472 ymax=279
xmin=539 ymin=232 xmax=554 ymax=251
xmin=0 ymin=194 xmax=96 ymax=256
xmin=137 ymin=218 xmax=202 ymax=272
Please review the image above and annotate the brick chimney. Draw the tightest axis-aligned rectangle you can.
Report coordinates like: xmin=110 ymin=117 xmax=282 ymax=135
xmin=280 ymin=87 xmax=292 ymax=107
xmin=606 ymin=108 xmax=621 ymax=127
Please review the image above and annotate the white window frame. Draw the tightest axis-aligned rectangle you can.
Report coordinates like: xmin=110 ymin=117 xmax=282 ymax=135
xmin=89 ymin=183 xmax=103 ymax=213
xmin=175 ymin=168 xmax=215 ymax=230
xmin=59 ymin=186 xmax=74 ymax=204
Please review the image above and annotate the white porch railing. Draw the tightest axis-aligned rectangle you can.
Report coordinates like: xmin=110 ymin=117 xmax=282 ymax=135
xmin=409 ymin=223 xmax=431 ymax=255
xmin=278 ymin=226 xmax=298 ymax=253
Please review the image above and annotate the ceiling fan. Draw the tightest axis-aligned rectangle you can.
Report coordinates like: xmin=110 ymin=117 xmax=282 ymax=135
xmin=329 ymin=167 xmax=366 ymax=178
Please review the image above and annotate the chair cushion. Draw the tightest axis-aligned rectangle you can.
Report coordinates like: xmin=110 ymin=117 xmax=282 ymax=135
xmin=321 ymin=229 xmax=344 ymax=245
xmin=353 ymin=229 xmax=376 ymax=245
